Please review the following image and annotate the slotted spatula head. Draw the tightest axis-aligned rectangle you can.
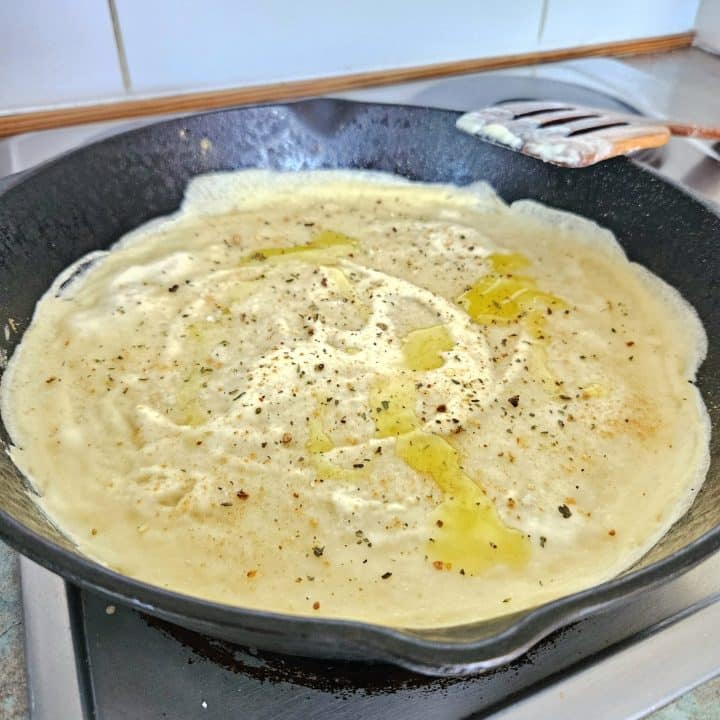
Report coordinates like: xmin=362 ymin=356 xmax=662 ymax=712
xmin=457 ymin=102 xmax=671 ymax=168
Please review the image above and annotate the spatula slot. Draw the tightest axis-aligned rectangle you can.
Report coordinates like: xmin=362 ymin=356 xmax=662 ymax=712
xmin=511 ymin=107 xmax=573 ymax=119
xmin=539 ymin=114 xmax=598 ymax=128
xmin=568 ymin=122 xmax=629 ymax=136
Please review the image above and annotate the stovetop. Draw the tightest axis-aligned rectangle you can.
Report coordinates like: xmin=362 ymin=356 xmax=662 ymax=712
xmin=5 ymin=56 xmax=720 ymax=719
xmin=19 ymin=553 xmax=720 ymax=719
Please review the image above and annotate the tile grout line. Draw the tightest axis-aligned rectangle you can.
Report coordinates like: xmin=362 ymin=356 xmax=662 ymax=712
xmin=537 ymin=0 xmax=549 ymax=44
xmin=107 ymin=0 xmax=131 ymax=93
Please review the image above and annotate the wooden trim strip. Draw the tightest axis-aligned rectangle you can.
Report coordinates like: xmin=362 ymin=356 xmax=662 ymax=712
xmin=0 ymin=32 xmax=694 ymax=139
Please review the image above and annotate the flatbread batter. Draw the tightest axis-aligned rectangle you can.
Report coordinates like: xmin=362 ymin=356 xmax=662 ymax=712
xmin=1 ymin=170 xmax=709 ymax=627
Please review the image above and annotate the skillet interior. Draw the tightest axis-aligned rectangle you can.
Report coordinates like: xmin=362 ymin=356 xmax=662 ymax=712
xmin=0 ymin=99 xmax=717 ymax=675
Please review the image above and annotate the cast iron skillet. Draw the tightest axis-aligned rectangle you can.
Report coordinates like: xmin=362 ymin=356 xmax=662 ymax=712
xmin=0 ymin=99 xmax=717 ymax=676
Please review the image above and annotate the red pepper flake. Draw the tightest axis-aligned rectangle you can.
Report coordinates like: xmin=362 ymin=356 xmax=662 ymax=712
xmin=313 ymin=601 xmax=320 ymax=610
xmin=432 ymin=560 xmax=444 ymax=570
xmin=236 ymin=490 xmax=249 ymax=499
xmin=608 ymin=529 xmax=616 ymax=536
xmin=246 ymin=569 xmax=257 ymax=578
xmin=626 ymin=341 xmax=635 ymax=347
xmin=508 ymin=395 xmax=520 ymax=407
xmin=436 ymin=404 xmax=447 ymax=413
xmin=281 ymin=432 xmax=292 ymax=444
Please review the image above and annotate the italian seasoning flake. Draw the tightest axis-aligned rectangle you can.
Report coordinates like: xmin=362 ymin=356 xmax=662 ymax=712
xmin=558 ymin=504 xmax=572 ymax=519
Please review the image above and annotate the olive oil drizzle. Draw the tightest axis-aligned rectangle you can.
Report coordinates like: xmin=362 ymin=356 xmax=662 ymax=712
xmin=401 ymin=325 xmax=454 ymax=371
xmin=301 ymin=251 xmax=536 ymax=574
xmin=459 ymin=252 xmax=566 ymax=390
xmin=370 ymin=375 xmax=420 ymax=438
xmin=457 ymin=252 xmax=565 ymax=334
xmin=397 ymin=431 xmax=529 ymax=573
xmin=241 ymin=229 xmax=357 ymax=264
xmin=369 ymin=326 xmax=529 ymax=574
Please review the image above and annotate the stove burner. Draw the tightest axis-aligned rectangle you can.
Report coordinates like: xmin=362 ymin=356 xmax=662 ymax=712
xmin=411 ymin=75 xmax=639 ymax=114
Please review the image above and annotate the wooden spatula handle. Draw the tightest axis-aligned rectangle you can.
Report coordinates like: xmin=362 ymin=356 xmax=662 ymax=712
xmin=665 ymin=122 xmax=720 ymax=140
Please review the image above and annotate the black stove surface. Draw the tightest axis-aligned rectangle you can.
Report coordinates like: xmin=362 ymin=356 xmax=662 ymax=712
xmin=70 ymin=572 xmax=718 ymax=720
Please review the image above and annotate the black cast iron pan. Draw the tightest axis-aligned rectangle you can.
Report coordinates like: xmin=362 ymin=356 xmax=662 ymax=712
xmin=0 ymin=99 xmax=717 ymax=676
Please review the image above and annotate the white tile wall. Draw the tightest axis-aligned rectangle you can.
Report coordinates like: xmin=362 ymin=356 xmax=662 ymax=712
xmin=0 ymin=1 xmax=125 ymax=112
xmin=114 ymin=0 xmax=544 ymax=94
xmin=539 ymin=0 xmax=700 ymax=49
xmin=0 ymin=0 xmax=707 ymax=115
xmin=696 ymin=0 xmax=720 ymax=52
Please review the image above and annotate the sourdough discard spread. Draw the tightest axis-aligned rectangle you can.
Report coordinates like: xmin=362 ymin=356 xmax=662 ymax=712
xmin=1 ymin=170 xmax=710 ymax=627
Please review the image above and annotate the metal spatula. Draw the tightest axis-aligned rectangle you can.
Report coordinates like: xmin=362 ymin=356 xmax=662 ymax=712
xmin=457 ymin=101 xmax=720 ymax=168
